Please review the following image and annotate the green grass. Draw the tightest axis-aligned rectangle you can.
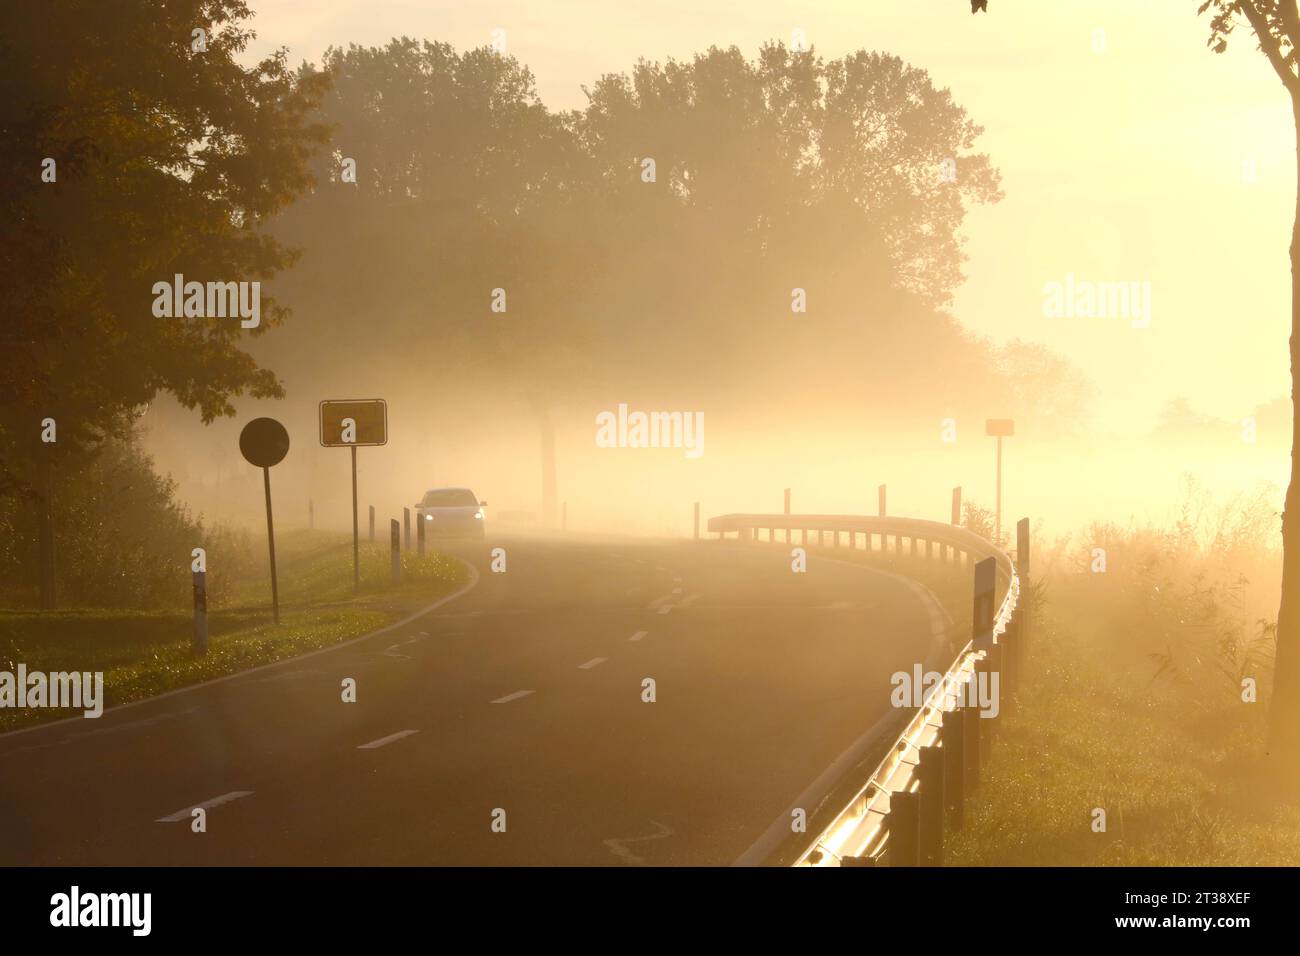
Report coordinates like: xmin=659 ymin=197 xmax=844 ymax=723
xmin=0 ymin=530 xmax=468 ymax=732
xmin=944 ymin=580 xmax=1300 ymax=866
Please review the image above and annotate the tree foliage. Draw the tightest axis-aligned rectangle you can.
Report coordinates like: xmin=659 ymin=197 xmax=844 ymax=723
xmin=0 ymin=0 xmax=329 ymax=493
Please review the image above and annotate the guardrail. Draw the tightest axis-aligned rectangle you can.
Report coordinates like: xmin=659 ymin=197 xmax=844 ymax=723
xmin=705 ymin=508 xmax=1030 ymax=866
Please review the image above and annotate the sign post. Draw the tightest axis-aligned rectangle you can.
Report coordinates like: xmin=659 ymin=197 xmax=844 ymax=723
xmin=239 ymin=417 xmax=290 ymax=624
xmin=320 ymin=399 xmax=388 ymax=594
xmin=984 ymin=419 xmax=1015 ymax=547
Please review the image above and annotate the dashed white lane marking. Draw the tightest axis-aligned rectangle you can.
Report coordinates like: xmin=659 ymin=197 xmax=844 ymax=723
xmin=672 ymin=576 xmax=682 ymax=584
xmin=578 ymin=657 xmax=608 ymax=670
xmin=671 ymin=587 xmax=683 ymax=595
xmin=357 ymin=729 xmax=419 ymax=750
xmin=156 ymin=791 xmax=254 ymax=823
xmin=383 ymin=634 xmax=425 ymax=659
xmin=657 ymin=605 xmax=672 ymax=615
xmin=604 ymin=821 xmax=675 ymax=865
xmin=628 ymin=630 xmax=648 ymax=642
xmin=491 ymin=690 xmax=535 ymax=704
xmin=647 ymin=591 xmax=676 ymax=609
xmin=679 ymin=593 xmax=703 ymax=607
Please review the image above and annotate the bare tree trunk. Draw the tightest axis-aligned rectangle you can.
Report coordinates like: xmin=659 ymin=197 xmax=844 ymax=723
xmin=536 ymin=403 xmax=557 ymax=527
xmin=1269 ymin=97 xmax=1300 ymax=759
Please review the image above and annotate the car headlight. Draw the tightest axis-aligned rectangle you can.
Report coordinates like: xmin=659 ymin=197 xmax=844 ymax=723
xmin=474 ymin=510 xmax=484 ymax=519
xmin=424 ymin=514 xmax=433 ymax=521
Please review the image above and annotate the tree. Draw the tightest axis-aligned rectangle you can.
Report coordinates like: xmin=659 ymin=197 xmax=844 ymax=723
xmin=1200 ymin=1 xmax=1300 ymax=760
xmin=0 ymin=0 xmax=330 ymax=468
xmin=269 ymin=39 xmax=1009 ymax=521
xmin=0 ymin=0 xmax=328 ymax=601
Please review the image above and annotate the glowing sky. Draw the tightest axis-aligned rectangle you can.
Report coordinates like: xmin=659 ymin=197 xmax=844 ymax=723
xmin=242 ymin=0 xmax=1294 ymax=436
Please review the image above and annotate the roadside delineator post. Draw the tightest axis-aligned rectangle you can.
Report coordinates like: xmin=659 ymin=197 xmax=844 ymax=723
xmin=951 ymin=486 xmax=962 ymax=525
xmin=192 ymin=566 xmax=208 ymax=655
xmin=878 ymin=484 xmax=887 ymax=517
xmin=369 ymin=505 xmax=375 ymax=542
xmin=390 ymin=519 xmax=400 ymax=583
xmin=417 ymin=510 xmax=426 ymax=556
xmin=308 ymin=498 xmax=314 ymax=530
xmin=693 ymin=501 xmax=700 ymax=540
xmin=403 ymin=507 xmax=411 ymax=551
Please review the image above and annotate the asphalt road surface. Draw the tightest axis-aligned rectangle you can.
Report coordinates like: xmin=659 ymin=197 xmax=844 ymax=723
xmin=0 ymin=535 xmax=951 ymax=866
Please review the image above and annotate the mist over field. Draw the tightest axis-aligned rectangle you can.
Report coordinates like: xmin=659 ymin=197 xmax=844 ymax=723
xmin=5 ymin=0 xmax=1300 ymax=897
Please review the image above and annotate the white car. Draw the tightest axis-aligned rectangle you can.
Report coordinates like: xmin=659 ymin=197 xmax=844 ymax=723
xmin=415 ymin=487 xmax=486 ymax=540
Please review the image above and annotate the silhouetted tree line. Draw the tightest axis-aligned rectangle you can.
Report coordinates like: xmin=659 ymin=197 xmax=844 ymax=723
xmin=1 ymin=2 xmax=1088 ymax=601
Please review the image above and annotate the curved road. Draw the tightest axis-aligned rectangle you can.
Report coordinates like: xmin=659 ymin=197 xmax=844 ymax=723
xmin=0 ymin=535 xmax=951 ymax=866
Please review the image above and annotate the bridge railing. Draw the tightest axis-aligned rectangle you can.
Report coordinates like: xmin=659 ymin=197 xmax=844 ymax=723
xmin=704 ymin=510 xmax=1029 ymax=867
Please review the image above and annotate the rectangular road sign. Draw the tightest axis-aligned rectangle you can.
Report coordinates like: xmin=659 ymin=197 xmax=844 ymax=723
xmin=320 ymin=399 xmax=387 ymax=447
xmin=985 ymin=418 xmax=1015 ymax=437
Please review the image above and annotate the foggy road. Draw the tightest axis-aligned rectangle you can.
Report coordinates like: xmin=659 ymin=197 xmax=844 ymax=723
xmin=0 ymin=537 xmax=950 ymax=866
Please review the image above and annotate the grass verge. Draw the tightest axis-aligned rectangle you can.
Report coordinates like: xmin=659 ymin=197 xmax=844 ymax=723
xmin=945 ymin=580 xmax=1300 ymax=865
xmin=0 ymin=529 xmax=469 ymax=733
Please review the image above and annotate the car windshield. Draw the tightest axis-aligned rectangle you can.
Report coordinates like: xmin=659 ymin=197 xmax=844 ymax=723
xmin=421 ymin=489 xmax=478 ymax=507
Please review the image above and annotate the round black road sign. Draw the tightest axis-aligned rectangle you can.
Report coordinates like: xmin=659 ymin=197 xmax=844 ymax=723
xmin=239 ymin=417 xmax=290 ymax=468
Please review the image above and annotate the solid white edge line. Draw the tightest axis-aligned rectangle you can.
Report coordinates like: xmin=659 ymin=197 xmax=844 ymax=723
xmin=1 ymin=560 xmax=481 ymax=742
xmin=730 ymin=555 xmax=952 ymax=867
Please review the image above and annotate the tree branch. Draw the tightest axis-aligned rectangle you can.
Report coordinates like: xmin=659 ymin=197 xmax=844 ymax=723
xmin=1240 ymin=0 xmax=1300 ymax=93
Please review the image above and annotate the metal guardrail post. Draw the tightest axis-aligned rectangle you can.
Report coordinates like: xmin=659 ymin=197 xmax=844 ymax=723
xmin=976 ymin=655 xmax=995 ymax=762
xmin=1001 ymin=615 xmax=1018 ymax=712
xmin=417 ymin=510 xmax=426 ymax=556
xmin=942 ymin=712 xmax=965 ymax=828
xmin=1017 ymin=516 xmax=1032 ymax=649
xmin=403 ymin=507 xmax=410 ymax=551
xmin=887 ymin=790 xmax=920 ymax=867
xmin=962 ymin=694 xmax=981 ymax=794
xmin=369 ymin=504 xmax=375 ymax=541
xmin=917 ymin=744 xmax=945 ymax=865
